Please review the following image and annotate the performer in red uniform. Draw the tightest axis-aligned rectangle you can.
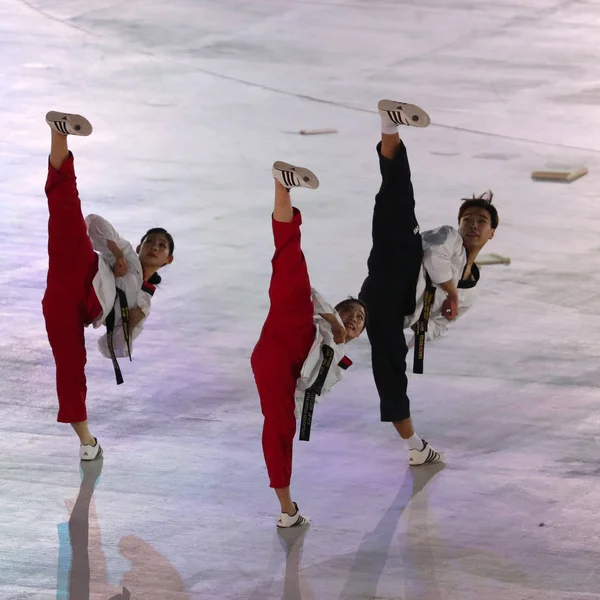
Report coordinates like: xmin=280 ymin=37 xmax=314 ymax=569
xmin=251 ymin=161 xmax=367 ymax=527
xmin=42 ymin=111 xmax=174 ymax=460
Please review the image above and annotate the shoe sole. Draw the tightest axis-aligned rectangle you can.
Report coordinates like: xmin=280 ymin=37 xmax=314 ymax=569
xmin=378 ymin=99 xmax=431 ymax=128
xmin=273 ymin=161 xmax=319 ymax=189
xmin=46 ymin=111 xmax=93 ymax=136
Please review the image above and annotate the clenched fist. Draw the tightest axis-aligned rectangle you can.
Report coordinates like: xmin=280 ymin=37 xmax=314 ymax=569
xmin=112 ymin=255 xmax=128 ymax=278
xmin=441 ymin=293 xmax=459 ymax=321
xmin=331 ymin=320 xmax=348 ymax=345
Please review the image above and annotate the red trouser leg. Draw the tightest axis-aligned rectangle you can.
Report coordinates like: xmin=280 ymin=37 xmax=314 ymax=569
xmin=41 ymin=153 xmax=103 ymax=424
xmin=251 ymin=209 xmax=316 ymax=489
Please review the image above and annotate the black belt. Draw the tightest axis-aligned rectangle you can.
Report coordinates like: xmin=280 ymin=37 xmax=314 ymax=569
xmin=299 ymin=345 xmax=335 ymax=442
xmin=104 ymin=281 xmax=155 ymax=385
xmin=413 ymin=272 xmax=436 ymax=375
xmin=105 ymin=288 xmax=131 ymax=385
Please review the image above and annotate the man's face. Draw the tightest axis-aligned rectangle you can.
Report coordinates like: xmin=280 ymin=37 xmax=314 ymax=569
xmin=338 ymin=302 xmax=366 ymax=341
xmin=459 ymin=207 xmax=495 ymax=252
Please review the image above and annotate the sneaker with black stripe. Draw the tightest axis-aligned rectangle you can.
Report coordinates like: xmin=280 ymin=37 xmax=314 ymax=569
xmin=272 ymin=161 xmax=319 ymax=190
xmin=46 ymin=111 xmax=93 ymax=136
xmin=79 ymin=438 xmax=102 ymax=461
xmin=408 ymin=440 xmax=443 ymax=466
xmin=277 ymin=502 xmax=310 ymax=528
xmin=378 ymin=99 xmax=431 ymax=128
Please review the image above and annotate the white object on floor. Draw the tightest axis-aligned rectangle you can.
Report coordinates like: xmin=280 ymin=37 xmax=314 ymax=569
xmin=475 ymin=253 xmax=511 ymax=266
xmin=531 ymin=167 xmax=588 ymax=183
xmin=298 ymin=128 xmax=338 ymax=135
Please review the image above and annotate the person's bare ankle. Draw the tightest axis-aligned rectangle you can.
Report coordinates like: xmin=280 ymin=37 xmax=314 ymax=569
xmin=282 ymin=502 xmax=297 ymax=516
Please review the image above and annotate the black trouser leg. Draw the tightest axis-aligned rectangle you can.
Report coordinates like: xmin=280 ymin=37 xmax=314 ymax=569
xmin=359 ymin=141 xmax=423 ymax=422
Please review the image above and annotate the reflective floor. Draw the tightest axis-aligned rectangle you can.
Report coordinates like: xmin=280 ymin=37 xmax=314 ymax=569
xmin=1 ymin=1 xmax=600 ymax=598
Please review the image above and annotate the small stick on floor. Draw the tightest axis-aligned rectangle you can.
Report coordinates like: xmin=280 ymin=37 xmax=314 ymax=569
xmin=531 ymin=167 xmax=588 ymax=183
xmin=475 ymin=253 xmax=511 ymax=266
xmin=298 ymin=129 xmax=338 ymax=135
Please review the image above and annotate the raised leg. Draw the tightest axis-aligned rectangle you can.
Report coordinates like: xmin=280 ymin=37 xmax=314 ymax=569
xmin=366 ymin=138 xmax=422 ymax=279
xmin=45 ymin=146 xmax=98 ymax=283
xmin=360 ymin=106 xmax=427 ymax=441
xmin=250 ymin=166 xmax=319 ymax=522
xmin=267 ymin=167 xmax=319 ymax=329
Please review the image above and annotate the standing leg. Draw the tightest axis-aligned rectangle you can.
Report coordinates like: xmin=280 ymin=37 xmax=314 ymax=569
xmin=360 ymin=99 xmax=441 ymax=464
xmin=251 ymin=162 xmax=318 ymax=526
xmin=42 ymin=112 xmax=102 ymax=458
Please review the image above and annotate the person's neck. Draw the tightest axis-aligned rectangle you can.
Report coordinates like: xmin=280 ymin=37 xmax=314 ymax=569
xmin=143 ymin=266 xmax=158 ymax=282
xmin=462 ymin=246 xmax=483 ymax=280
xmin=464 ymin=245 xmax=482 ymax=268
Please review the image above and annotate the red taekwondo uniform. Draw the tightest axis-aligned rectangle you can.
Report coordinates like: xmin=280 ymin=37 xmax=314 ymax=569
xmin=42 ymin=153 xmax=155 ymax=423
xmin=251 ymin=208 xmax=353 ymax=489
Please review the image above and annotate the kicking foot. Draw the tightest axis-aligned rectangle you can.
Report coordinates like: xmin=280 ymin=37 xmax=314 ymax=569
xmin=408 ymin=440 xmax=443 ymax=466
xmin=277 ymin=502 xmax=310 ymax=528
xmin=46 ymin=111 xmax=93 ymax=136
xmin=378 ymin=99 xmax=430 ymax=128
xmin=272 ymin=161 xmax=319 ymax=190
xmin=79 ymin=437 xmax=102 ymax=461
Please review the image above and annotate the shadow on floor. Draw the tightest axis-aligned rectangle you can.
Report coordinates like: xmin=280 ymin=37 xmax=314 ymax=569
xmin=277 ymin=526 xmax=314 ymax=600
xmin=337 ymin=462 xmax=445 ymax=600
xmin=56 ymin=458 xmax=191 ymax=600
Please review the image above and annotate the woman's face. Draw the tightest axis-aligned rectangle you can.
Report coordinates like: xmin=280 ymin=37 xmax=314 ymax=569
xmin=338 ymin=302 xmax=366 ymax=340
xmin=137 ymin=233 xmax=173 ymax=269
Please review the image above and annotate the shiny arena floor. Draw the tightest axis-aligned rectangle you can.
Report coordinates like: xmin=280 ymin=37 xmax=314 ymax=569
xmin=1 ymin=1 xmax=600 ymax=598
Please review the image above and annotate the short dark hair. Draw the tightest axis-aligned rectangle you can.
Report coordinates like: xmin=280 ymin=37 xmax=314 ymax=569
xmin=335 ymin=297 xmax=368 ymax=327
xmin=458 ymin=191 xmax=499 ymax=229
xmin=140 ymin=228 xmax=175 ymax=285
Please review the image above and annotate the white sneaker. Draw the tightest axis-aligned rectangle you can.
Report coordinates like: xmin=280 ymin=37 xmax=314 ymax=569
xmin=408 ymin=440 xmax=443 ymax=466
xmin=46 ymin=111 xmax=93 ymax=136
xmin=277 ymin=503 xmax=310 ymax=528
xmin=378 ymin=99 xmax=431 ymax=128
xmin=80 ymin=438 xmax=102 ymax=461
xmin=272 ymin=161 xmax=319 ymax=190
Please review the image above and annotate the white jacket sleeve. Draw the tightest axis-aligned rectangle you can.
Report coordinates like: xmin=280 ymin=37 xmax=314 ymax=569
xmin=311 ymin=287 xmax=335 ymax=316
xmin=422 ymin=226 xmax=464 ymax=285
xmin=85 ymin=214 xmax=134 ymax=254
